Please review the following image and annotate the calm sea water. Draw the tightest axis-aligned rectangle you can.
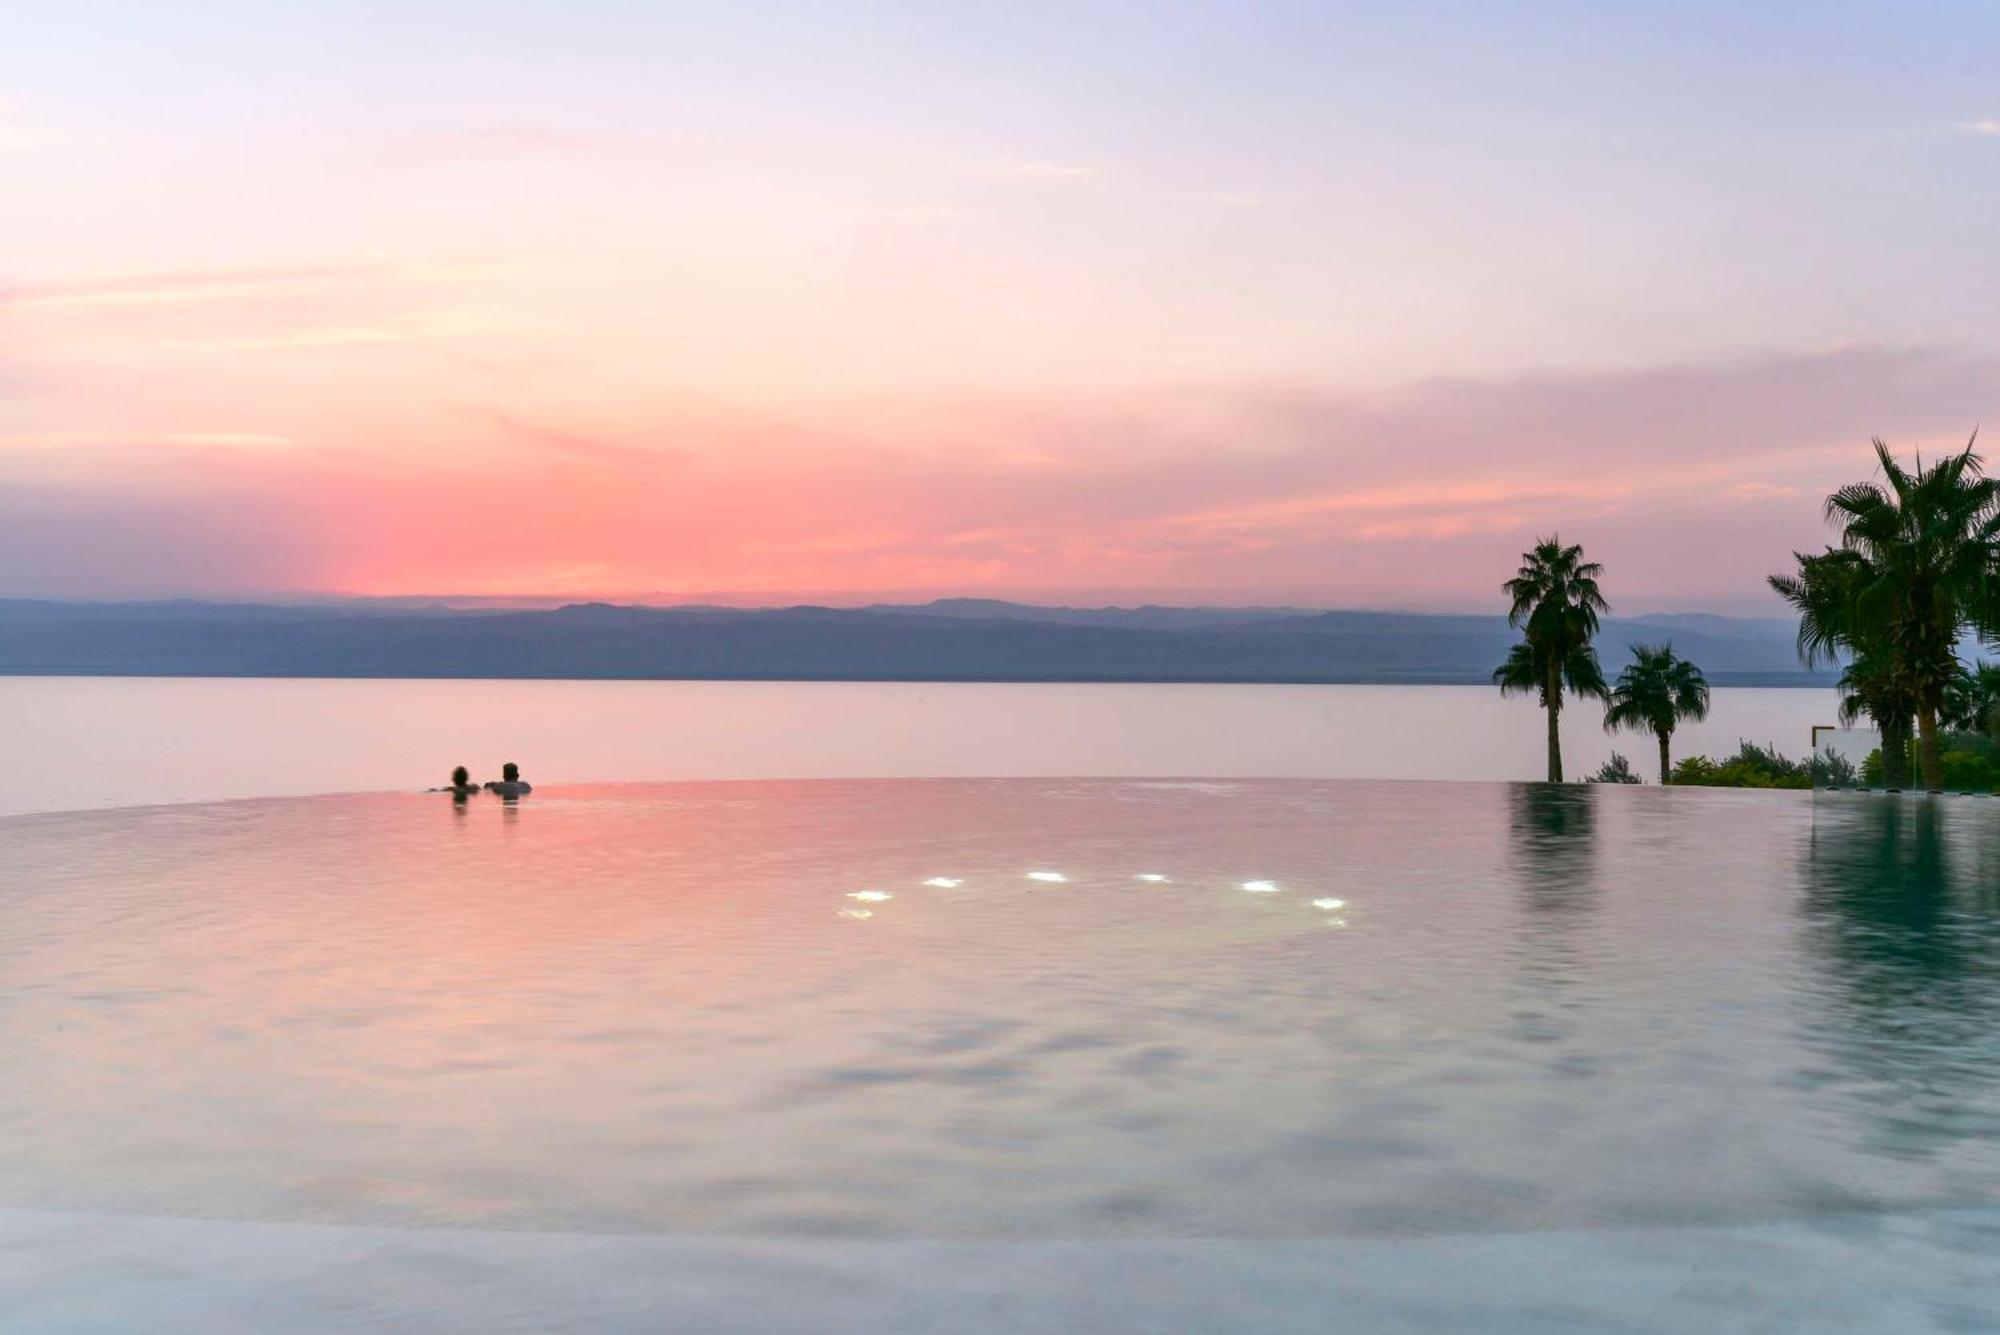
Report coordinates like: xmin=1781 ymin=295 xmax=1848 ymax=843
xmin=0 ymin=677 xmax=1844 ymax=817
xmin=1 ymin=778 xmax=1995 ymax=1244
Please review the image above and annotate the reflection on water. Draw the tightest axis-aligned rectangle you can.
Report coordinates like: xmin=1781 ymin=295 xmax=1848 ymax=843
xmin=1798 ymin=799 xmax=2000 ymax=1159
xmin=1508 ymin=782 xmax=1598 ymax=911
xmin=0 ymin=779 xmax=1996 ymax=1241
xmin=1505 ymin=784 xmax=1601 ymax=1019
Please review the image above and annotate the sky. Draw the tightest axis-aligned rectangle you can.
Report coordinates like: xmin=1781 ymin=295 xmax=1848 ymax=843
xmin=3 ymin=1 xmax=1997 ymax=612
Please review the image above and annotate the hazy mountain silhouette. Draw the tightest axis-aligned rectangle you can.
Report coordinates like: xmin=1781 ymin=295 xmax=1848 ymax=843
xmin=0 ymin=598 xmax=1837 ymax=684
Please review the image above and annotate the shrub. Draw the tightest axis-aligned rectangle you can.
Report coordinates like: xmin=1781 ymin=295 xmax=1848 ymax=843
xmin=1588 ymin=753 xmax=1642 ymax=784
xmin=1856 ymin=736 xmax=1990 ymax=790
xmin=1943 ymin=730 xmax=1997 ymax=764
xmin=1670 ymin=741 xmax=1811 ymax=789
xmin=1809 ymin=750 xmax=1858 ymax=787
xmin=1939 ymin=749 xmax=1994 ymax=792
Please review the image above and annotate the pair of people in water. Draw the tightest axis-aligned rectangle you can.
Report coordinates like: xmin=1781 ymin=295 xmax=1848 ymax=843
xmin=442 ymin=762 xmax=532 ymax=797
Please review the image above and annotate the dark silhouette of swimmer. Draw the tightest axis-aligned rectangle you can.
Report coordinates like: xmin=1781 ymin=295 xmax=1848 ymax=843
xmin=442 ymin=764 xmax=480 ymax=800
xmin=486 ymin=761 xmax=533 ymax=798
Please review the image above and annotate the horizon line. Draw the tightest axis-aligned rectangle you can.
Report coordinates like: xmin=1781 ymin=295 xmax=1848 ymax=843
xmin=0 ymin=592 xmax=1792 ymax=620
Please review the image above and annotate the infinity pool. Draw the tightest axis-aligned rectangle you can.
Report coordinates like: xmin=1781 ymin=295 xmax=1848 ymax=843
xmin=2 ymin=780 xmax=1997 ymax=1330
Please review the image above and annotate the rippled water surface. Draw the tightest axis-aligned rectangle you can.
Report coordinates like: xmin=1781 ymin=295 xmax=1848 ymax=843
xmin=2 ymin=780 xmax=1997 ymax=1242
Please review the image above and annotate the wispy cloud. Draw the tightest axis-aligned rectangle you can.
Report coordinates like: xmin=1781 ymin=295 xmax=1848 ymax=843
xmin=971 ymin=158 xmax=1099 ymax=181
xmin=472 ymin=408 xmax=667 ymax=464
xmin=3 ymin=345 xmax=1990 ymax=606
xmin=0 ymin=122 xmax=58 ymax=156
xmin=1196 ymin=190 xmax=1269 ymax=210
xmin=385 ymin=123 xmax=612 ymax=163
xmin=852 ymin=204 xmax=972 ymax=226
xmin=1719 ymin=480 xmax=1800 ymax=502
xmin=0 ymin=98 xmax=62 ymax=156
xmin=0 ymin=263 xmax=390 ymax=310
xmin=1953 ymin=118 xmax=2000 ymax=137
xmin=1 ymin=431 xmax=295 ymax=450
xmin=167 ymin=313 xmax=515 ymax=351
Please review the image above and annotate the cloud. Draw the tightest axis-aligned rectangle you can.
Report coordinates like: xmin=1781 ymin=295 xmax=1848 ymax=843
xmin=1719 ymin=481 xmax=1800 ymax=502
xmin=0 ymin=431 xmax=295 ymax=450
xmin=471 ymin=408 xmax=669 ymax=464
xmin=167 ymin=313 xmax=516 ymax=351
xmin=384 ymin=123 xmax=611 ymax=163
xmin=971 ymin=158 xmax=1099 ymax=181
xmin=0 ymin=98 xmax=63 ymax=156
xmin=0 ymin=122 xmax=58 ymax=155
xmin=1196 ymin=190 xmax=1269 ymax=209
xmin=852 ymin=204 xmax=972 ymax=226
xmin=0 ymin=264 xmax=390 ymax=310
xmin=1955 ymin=119 xmax=2000 ymax=137
xmin=1 ymin=344 xmax=1991 ymax=607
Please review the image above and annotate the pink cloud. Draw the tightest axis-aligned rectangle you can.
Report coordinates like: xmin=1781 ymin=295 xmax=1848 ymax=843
xmin=0 ymin=345 xmax=1991 ymax=611
xmin=0 ymin=264 xmax=391 ymax=310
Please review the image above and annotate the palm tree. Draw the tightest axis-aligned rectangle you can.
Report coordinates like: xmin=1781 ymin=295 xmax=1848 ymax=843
xmin=1837 ymin=650 xmax=1916 ymax=788
xmin=1771 ymin=546 xmax=1916 ymax=788
xmin=1496 ymin=537 xmax=1611 ymax=782
xmin=1773 ymin=436 xmax=2000 ymax=790
xmin=1603 ymin=643 xmax=1710 ymax=784
xmin=1946 ymin=660 xmax=2000 ymax=741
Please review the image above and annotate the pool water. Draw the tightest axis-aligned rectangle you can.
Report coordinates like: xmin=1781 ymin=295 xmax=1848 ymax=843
xmin=5 ymin=779 xmax=2000 ymax=1332
xmin=3 ymin=777 xmax=1997 ymax=1248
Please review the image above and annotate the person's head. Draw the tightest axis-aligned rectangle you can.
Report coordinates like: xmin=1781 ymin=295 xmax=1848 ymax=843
xmin=502 ymin=762 xmax=519 ymax=783
xmin=452 ymin=765 xmax=470 ymax=788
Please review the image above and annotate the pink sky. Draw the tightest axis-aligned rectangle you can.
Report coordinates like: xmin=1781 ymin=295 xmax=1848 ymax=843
xmin=5 ymin=4 xmax=1998 ymax=611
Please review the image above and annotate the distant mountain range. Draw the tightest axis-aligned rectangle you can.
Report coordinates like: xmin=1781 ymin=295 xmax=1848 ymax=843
xmin=0 ymin=597 xmax=1840 ymax=685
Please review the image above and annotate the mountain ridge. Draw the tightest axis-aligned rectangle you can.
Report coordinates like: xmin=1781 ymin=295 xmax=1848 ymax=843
xmin=0 ymin=597 xmax=1841 ymax=686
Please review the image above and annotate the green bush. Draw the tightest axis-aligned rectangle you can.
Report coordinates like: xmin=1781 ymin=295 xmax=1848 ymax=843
xmin=1811 ymin=750 xmax=1858 ymax=787
xmin=1669 ymin=741 xmax=1812 ymax=789
xmin=1939 ymin=749 xmax=1995 ymax=792
xmin=1847 ymin=737 xmax=1990 ymax=790
xmin=1588 ymin=753 xmax=1642 ymax=784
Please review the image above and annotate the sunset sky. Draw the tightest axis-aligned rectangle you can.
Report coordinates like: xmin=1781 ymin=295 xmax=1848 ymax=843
xmin=4 ymin=1 xmax=1997 ymax=610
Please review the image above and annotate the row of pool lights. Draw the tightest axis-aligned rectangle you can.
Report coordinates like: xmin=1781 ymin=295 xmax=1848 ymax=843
xmin=838 ymin=874 xmax=1346 ymax=923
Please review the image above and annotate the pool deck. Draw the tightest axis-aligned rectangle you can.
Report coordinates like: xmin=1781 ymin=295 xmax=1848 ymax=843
xmin=2 ymin=1206 xmax=1994 ymax=1333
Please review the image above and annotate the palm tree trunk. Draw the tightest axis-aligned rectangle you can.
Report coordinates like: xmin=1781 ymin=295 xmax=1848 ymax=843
xmin=1545 ymin=664 xmax=1563 ymax=783
xmin=1657 ymin=729 xmax=1671 ymax=786
xmin=1881 ymin=716 xmax=1912 ymax=790
xmin=1917 ymin=704 xmax=1944 ymax=791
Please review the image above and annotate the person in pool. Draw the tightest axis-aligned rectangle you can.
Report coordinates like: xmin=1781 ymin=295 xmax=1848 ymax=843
xmin=485 ymin=762 xmax=533 ymax=797
xmin=442 ymin=765 xmax=480 ymax=798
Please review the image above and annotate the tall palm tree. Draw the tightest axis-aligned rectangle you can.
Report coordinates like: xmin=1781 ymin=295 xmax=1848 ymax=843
xmin=1796 ymin=436 xmax=2000 ymax=789
xmin=1836 ymin=649 xmax=1916 ymax=788
xmin=1945 ymin=660 xmax=2000 ymax=742
xmin=1771 ymin=546 xmax=1916 ymax=789
xmin=1603 ymin=643 xmax=1710 ymax=784
xmin=1496 ymin=537 xmax=1611 ymax=782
